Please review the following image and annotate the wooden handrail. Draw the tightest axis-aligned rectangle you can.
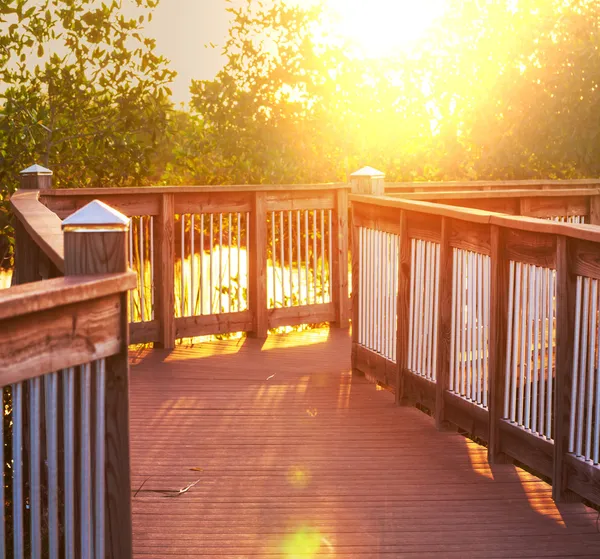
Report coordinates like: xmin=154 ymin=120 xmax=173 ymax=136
xmin=351 ymin=194 xmax=600 ymax=242
xmin=389 ymin=187 xmax=600 ymax=200
xmin=11 ymin=190 xmax=64 ymax=273
xmin=386 ymin=178 xmax=600 ymax=191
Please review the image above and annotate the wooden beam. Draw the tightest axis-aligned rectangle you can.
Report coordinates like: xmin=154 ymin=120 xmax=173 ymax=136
xmin=267 ymin=303 xmax=335 ymax=329
xmin=249 ymin=192 xmax=268 ymax=337
xmin=396 ymin=210 xmax=411 ymax=405
xmin=155 ymin=193 xmax=175 ymax=348
xmin=175 ymin=311 xmax=254 ymax=338
xmin=553 ymin=236 xmax=577 ymax=502
xmin=332 ymin=189 xmax=349 ymax=327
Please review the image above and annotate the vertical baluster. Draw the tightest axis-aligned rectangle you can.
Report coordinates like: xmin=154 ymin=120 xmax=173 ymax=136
xmin=150 ymin=216 xmax=155 ymax=320
xmin=63 ymin=367 xmax=75 ymax=558
xmin=428 ymin=242 xmax=435 ymax=377
xmin=449 ymin=248 xmax=457 ymax=391
xmin=432 ymin=243 xmax=440 ymax=379
xmin=408 ymin=239 xmax=416 ymax=370
xmin=374 ymin=231 xmax=380 ymax=353
xmin=594 ymin=281 xmax=600 ymax=463
xmin=139 ymin=215 xmax=146 ymax=322
xmin=297 ymin=211 xmax=302 ymax=305
xmin=547 ymin=269 xmax=555 ymax=438
xmin=12 ymin=382 xmax=23 ymax=559
xmin=313 ymin=210 xmax=318 ymax=306
xmin=328 ymin=209 xmax=333 ymax=304
xmin=577 ymin=277 xmax=590 ymax=456
xmin=29 ymin=376 xmax=41 ymax=559
xmin=456 ymin=249 xmax=464 ymax=392
xmin=460 ymin=250 xmax=467 ymax=396
xmin=237 ymin=213 xmax=242 ymax=311
xmin=518 ymin=264 xmax=528 ymax=426
xmin=128 ymin=219 xmax=134 ymax=321
xmin=386 ymin=233 xmax=391 ymax=358
xmin=209 ymin=214 xmax=214 ymax=313
xmin=279 ymin=211 xmax=285 ymax=308
xmin=200 ymin=214 xmax=205 ymax=315
xmin=540 ymin=268 xmax=548 ymax=436
xmin=477 ymin=253 xmax=484 ymax=405
xmin=0 ymin=388 xmax=4 ymax=559
xmin=532 ymin=266 xmax=541 ymax=432
xmin=45 ymin=372 xmax=59 ymax=559
xmin=289 ymin=210 xmax=293 ymax=306
xmin=191 ymin=214 xmax=196 ymax=315
xmin=467 ymin=251 xmax=474 ymax=399
xmin=81 ymin=363 xmax=92 ymax=559
xmin=483 ymin=255 xmax=491 ymax=407
xmin=414 ymin=240 xmax=423 ymax=374
xmin=228 ymin=213 xmax=232 ymax=313
xmin=358 ymin=228 xmax=363 ymax=346
xmin=320 ymin=210 xmax=325 ymax=305
xmin=246 ymin=211 xmax=251 ymax=309
xmin=586 ymin=279 xmax=598 ymax=458
xmin=364 ymin=229 xmax=370 ymax=348
xmin=423 ymin=242 xmax=431 ymax=377
xmin=370 ymin=230 xmax=376 ymax=350
xmin=510 ymin=263 xmax=520 ymax=421
xmin=180 ymin=214 xmax=185 ymax=317
xmin=304 ymin=210 xmax=309 ymax=305
xmin=525 ymin=265 xmax=534 ymax=429
xmin=391 ymin=235 xmax=397 ymax=362
xmin=271 ymin=211 xmax=277 ymax=307
xmin=219 ymin=213 xmax=224 ymax=314
xmin=95 ymin=360 xmax=106 ymax=559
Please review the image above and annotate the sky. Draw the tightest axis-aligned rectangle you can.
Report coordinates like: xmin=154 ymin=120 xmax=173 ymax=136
xmin=146 ymin=0 xmax=232 ymax=105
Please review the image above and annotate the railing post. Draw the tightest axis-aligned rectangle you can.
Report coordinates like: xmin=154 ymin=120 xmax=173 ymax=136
xmin=553 ymin=235 xmax=577 ymax=501
xmin=12 ymin=165 xmax=54 ymax=285
xmin=488 ymin=225 xmax=509 ymax=462
xmin=435 ymin=217 xmax=452 ymax=424
xmin=350 ymin=166 xmax=385 ymax=195
xmin=589 ymin=195 xmax=600 ymax=225
xmin=62 ymin=200 xmax=133 ymax=558
xmin=249 ymin=191 xmax=268 ymax=337
xmin=155 ymin=193 xmax=175 ymax=348
xmin=350 ymin=208 xmax=360 ymax=371
xmin=332 ymin=188 xmax=350 ymax=327
xmin=395 ymin=210 xmax=411 ymax=404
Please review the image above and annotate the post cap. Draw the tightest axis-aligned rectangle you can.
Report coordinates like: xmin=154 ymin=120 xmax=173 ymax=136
xmin=20 ymin=164 xmax=53 ymax=176
xmin=350 ymin=166 xmax=385 ymax=178
xmin=62 ymin=199 xmax=129 ymax=232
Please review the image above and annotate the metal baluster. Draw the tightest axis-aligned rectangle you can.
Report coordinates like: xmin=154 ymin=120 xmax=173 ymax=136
xmin=191 ymin=214 xmax=196 ymax=315
xmin=200 ymin=214 xmax=205 ymax=315
xmin=219 ymin=213 xmax=224 ymax=314
xmin=511 ymin=263 xmax=521 ymax=422
xmin=95 ymin=360 xmax=106 ymax=559
xmin=180 ymin=214 xmax=185 ymax=317
xmin=210 ymin=214 xmax=214 ymax=313
xmin=547 ymin=270 xmax=555 ymax=438
xmin=408 ymin=239 xmax=416 ymax=370
xmin=63 ymin=368 xmax=75 ymax=558
xmin=45 ymin=372 xmax=59 ymax=559
xmin=140 ymin=215 xmax=145 ymax=322
xmin=449 ymin=248 xmax=457 ymax=391
xmin=80 ymin=364 xmax=92 ymax=559
xmin=12 ymin=382 xmax=23 ymax=559
xmin=150 ymin=216 xmax=155 ymax=320
xmin=525 ymin=264 xmax=534 ymax=429
xmin=29 ymin=377 xmax=41 ymax=558
xmin=577 ymin=278 xmax=590 ymax=456
xmin=532 ymin=266 xmax=541 ymax=432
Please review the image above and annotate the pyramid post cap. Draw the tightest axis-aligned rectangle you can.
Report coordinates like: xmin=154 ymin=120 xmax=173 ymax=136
xmin=350 ymin=166 xmax=385 ymax=178
xmin=62 ymin=200 xmax=129 ymax=231
xmin=20 ymin=164 xmax=53 ymax=176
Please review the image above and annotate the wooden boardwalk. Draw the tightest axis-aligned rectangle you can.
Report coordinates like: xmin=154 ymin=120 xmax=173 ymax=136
xmin=129 ymin=328 xmax=600 ymax=558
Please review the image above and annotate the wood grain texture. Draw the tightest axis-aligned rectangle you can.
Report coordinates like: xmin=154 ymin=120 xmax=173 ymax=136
xmin=570 ymin=238 xmax=600 ymax=280
xmin=0 ymin=294 xmax=122 ymax=384
xmin=435 ymin=217 xmax=452 ymax=427
xmin=503 ymin=228 xmax=557 ymax=268
xmin=393 ymin=188 xmax=600 ymax=202
xmin=268 ymin=303 xmax=335 ymax=329
xmin=129 ymin=329 xmax=600 ymax=557
xmin=352 ymin=344 xmax=397 ymax=388
xmin=402 ymin=371 xmax=436 ymax=411
xmin=0 ymin=273 xmax=135 ymax=320
xmin=350 ymin=221 xmax=359 ymax=353
xmin=351 ymin=204 xmax=403 ymax=236
xmin=386 ymin=178 xmax=600 ymax=192
xmin=265 ymin=191 xmax=335 ymax=211
xmin=396 ymin=210 xmax=411 ymax=405
xmin=589 ymin=195 xmax=600 ymax=226
xmin=553 ymin=236 xmax=577 ymax=502
xmin=11 ymin=190 xmax=64 ymax=272
xmin=488 ymin=225 xmax=508 ymax=463
xmin=249 ymin=192 xmax=268 ymax=337
xmin=449 ymin=218 xmax=491 ymax=255
xmin=130 ymin=320 xmax=160 ymax=345
xmin=41 ymin=193 xmax=160 ymax=219
xmin=175 ymin=311 xmax=254 ymax=338
xmin=64 ymin=231 xmax=128 ymax=275
xmin=332 ymin=189 xmax=350 ymax=327
xmin=156 ymin=193 xmax=175 ymax=348
xmin=500 ymin=420 xmax=554 ymax=480
xmin=444 ymin=391 xmax=489 ymax=442
xmin=174 ymin=192 xmax=252 ymax=215
xmin=565 ymin=454 xmax=600 ymax=506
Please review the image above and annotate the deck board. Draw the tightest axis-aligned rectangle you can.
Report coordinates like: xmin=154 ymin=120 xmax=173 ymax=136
xmin=130 ymin=328 xmax=600 ymax=558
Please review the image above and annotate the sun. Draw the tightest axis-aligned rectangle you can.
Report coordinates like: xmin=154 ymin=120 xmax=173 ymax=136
xmin=327 ymin=0 xmax=448 ymax=58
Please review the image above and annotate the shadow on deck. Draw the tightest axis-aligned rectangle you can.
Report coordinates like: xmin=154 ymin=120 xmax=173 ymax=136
xmin=129 ymin=328 xmax=600 ymax=558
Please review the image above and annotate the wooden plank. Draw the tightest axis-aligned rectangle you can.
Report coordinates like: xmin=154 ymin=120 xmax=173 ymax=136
xmin=449 ymin=218 xmax=491 ymax=255
xmin=589 ymin=195 xmax=600 ymax=225
xmin=268 ymin=303 xmax=335 ymax=329
xmin=385 ymin=178 xmax=600 ymax=192
xmin=41 ymin=193 xmax=160 ymax=218
xmin=249 ymin=192 xmax=267 ymax=337
xmin=401 ymin=371 xmax=436 ymax=411
xmin=396 ymin=210 xmax=410 ymax=405
xmin=570 ymin=238 xmax=600 ymax=281
xmin=332 ymin=189 xmax=349 ymax=327
xmin=488 ymin=225 xmax=509 ymax=462
xmin=351 ymin=204 xmax=402 ymax=236
xmin=503 ymin=228 xmax=556 ymax=268
xmin=553 ymin=236 xmax=577 ymax=502
xmin=155 ymin=193 xmax=175 ymax=348
xmin=0 ymin=273 xmax=135 ymax=321
xmin=520 ymin=195 xmax=588 ymax=219
xmin=406 ymin=211 xmax=442 ymax=243
xmin=175 ymin=311 xmax=254 ymax=338
xmin=499 ymin=420 xmax=554 ymax=480
xmin=435 ymin=217 xmax=452 ymax=426
xmin=174 ymin=192 xmax=252 ymax=215
xmin=565 ymin=454 xmax=600 ymax=505
xmin=11 ymin=190 xmax=65 ymax=272
xmin=0 ymin=294 xmax=122 ymax=384
xmin=265 ymin=191 xmax=335 ymax=211
xmin=130 ymin=320 xmax=160 ymax=345
xmin=353 ymin=344 xmax=397 ymax=387
xmin=444 ymin=391 xmax=489 ymax=442
xmin=64 ymin=231 xmax=127 ymax=276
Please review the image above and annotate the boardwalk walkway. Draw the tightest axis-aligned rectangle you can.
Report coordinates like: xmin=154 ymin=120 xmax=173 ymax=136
xmin=129 ymin=328 xmax=600 ymax=558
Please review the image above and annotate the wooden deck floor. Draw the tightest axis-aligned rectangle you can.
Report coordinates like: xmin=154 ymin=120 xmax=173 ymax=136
xmin=129 ymin=328 xmax=600 ymax=558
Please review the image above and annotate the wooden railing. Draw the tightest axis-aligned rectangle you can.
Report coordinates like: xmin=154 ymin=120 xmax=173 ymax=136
xmin=39 ymin=184 xmax=351 ymax=347
xmin=390 ymin=187 xmax=600 ymax=224
xmin=351 ymin=193 xmax=600 ymax=506
xmin=7 ymin=182 xmax=135 ymax=558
